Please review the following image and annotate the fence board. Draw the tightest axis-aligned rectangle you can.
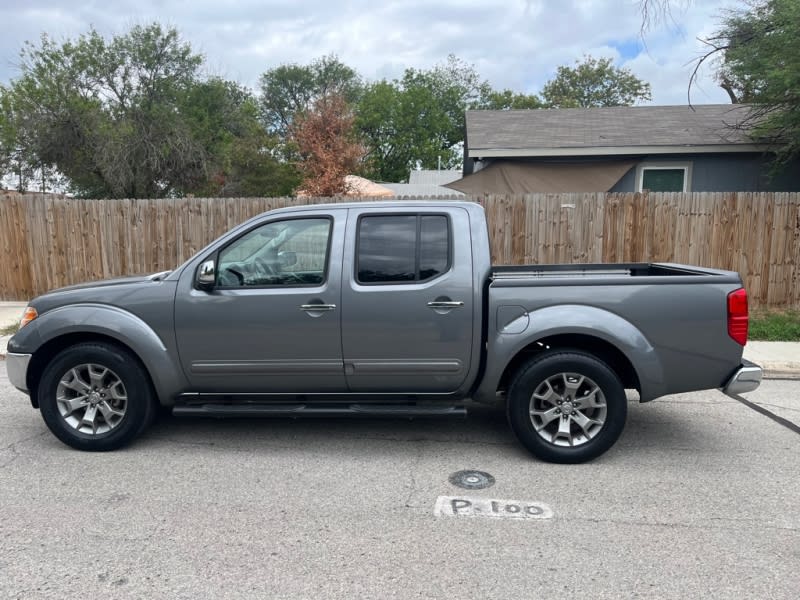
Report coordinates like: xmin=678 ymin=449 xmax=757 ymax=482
xmin=1 ymin=192 xmax=799 ymax=308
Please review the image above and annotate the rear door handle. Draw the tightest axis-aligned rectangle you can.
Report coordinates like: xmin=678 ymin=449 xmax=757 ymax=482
xmin=300 ymin=304 xmax=336 ymax=311
xmin=427 ymin=301 xmax=464 ymax=309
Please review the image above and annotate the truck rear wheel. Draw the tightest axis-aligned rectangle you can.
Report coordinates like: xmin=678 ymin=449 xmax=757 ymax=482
xmin=37 ymin=342 xmax=156 ymax=451
xmin=507 ymin=351 xmax=627 ymax=463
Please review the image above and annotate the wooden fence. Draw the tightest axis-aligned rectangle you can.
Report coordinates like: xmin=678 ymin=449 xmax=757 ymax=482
xmin=1 ymin=191 xmax=799 ymax=308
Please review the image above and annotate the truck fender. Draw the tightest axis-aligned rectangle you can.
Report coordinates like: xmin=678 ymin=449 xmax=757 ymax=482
xmin=474 ymin=304 xmax=666 ymax=403
xmin=10 ymin=303 xmax=186 ymax=403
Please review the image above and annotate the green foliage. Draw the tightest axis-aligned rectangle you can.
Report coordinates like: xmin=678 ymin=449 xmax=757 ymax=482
xmin=749 ymin=310 xmax=800 ymax=341
xmin=259 ymin=55 xmax=362 ymax=135
xmin=3 ymin=23 xmax=294 ymax=198
xmin=541 ymin=55 xmax=652 ymax=108
xmin=711 ymin=0 xmax=800 ymax=165
xmin=0 ymin=86 xmax=26 ymax=187
xmin=479 ymin=89 xmax=543 ymax=110
xmin=356 ymin=55 xmax=492 ymax=182
xmin=180 ymin=79 xmax=300 ymax=197
xmin=6 ymin=24 xmax=205 ymax=197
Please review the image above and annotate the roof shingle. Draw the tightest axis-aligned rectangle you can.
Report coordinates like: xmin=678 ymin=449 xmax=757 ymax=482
xmin=466 ymin=104 xmax=755 ymax=153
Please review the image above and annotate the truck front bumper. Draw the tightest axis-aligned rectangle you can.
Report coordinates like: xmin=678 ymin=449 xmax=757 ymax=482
xmin=722 ymin=359 xmax=763 ymax=396
xmin=6 ymin=352 xmax=32 ymax=393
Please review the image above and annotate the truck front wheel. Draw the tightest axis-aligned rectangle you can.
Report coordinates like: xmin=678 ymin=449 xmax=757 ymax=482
xmin=507 ymin=351 xmax=627 ymax=463
xmin=37 ymin=342 xmax=156 ymax=451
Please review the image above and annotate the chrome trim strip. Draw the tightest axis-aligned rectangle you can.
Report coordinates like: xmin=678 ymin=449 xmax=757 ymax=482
xmin=722 ymin=362 xmax=763 ymax=396
xmin=190 ymin=359 xmax=343 ymax=375
xmin=299 ymin=304 xmax=336 ymax=311
xmin=427 ymin=301 xmax=465 ymax=308
xmin=6 ymin=352 xmax=32 ymax=393
xmin=348 ymin=360 xmax=463 ymax=375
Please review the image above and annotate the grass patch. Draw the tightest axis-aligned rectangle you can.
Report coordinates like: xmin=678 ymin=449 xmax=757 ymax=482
xmin=749 ymin=310 xmax=800 ymax=341
xmin=0 ymin=322 xmax=19 ymax=336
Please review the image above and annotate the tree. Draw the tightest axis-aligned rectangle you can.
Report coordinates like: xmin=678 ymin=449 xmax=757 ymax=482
xmin=4 ymin=24 xmax=208 ymax=197
xmin=291 ymin=94 xmax=364 ymax=196
xmin=698 ymin=0 xmax=800 ymax=166
xmin=259 ymin=55 xmax=362 ymax=135
xmin=3 ymin=23 xmax=295 ymax=198
xmin=180 ymin=78 xmax=299 ymax=196
xmin=479 ymin=89 xmax=543 ymax=110
xmin=356 ymin=55 xmax=492 ymax=182
xmin=542 ymin=56 xmax=652 ymax=108
xmin=0 ymin=86 xmax=34 ymax=190
xmin=356 ymin=81 xmax=405 ymax=182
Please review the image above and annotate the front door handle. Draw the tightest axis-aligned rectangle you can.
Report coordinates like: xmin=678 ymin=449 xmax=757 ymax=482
xmin=427 ymin=301 xmax=464 ymax=309
xmin=300 ymin=304 xmax=336 ymax=311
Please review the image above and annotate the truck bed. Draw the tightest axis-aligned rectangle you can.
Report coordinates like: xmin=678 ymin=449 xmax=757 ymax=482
xmin=491 ymin=262 xmax=741 ymax=286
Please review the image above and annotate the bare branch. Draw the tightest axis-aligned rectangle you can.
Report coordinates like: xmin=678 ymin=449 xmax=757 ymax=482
xmin=686 ymin=36 xmax=730 ymax=108
xmin=639 ymin=0 xmax=692 ymax=37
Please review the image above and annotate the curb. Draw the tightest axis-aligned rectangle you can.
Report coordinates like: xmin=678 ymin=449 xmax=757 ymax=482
xmin=760 ymin=366 xmax=800 ymax=380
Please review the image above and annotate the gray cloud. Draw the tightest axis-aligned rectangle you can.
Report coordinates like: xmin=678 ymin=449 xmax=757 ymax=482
xmin=0 ymin=0 xmax=736 ymax=104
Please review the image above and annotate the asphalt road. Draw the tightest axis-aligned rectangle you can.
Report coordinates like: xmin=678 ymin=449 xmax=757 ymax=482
xmin=1 ymin=363 xmax=798 ymax=599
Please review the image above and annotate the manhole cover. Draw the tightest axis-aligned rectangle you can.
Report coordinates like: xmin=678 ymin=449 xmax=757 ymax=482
xmin=449 ymin=470 xmax=495 ymax=490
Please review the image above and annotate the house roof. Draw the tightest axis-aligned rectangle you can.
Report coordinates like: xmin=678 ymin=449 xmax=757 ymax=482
xmin=466 ymin=104 xmax=762 ymax=158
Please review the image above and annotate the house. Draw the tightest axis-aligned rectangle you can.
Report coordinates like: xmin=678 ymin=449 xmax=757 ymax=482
xmin=382 ymin=170 xmax=465 ymax=197
xmin=446 ymin=105 xmax=800 ymax=194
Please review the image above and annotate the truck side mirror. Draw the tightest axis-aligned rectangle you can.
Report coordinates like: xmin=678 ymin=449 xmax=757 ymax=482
xmin=196 ymin=259 xmax=216 ymax=290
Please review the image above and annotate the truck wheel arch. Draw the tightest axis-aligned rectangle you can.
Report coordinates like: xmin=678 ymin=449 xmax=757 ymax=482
xmin=25 ymin=332 xmax=157 ymax=409
xmin=15 ymin=304 xmax=187 ymax=408
xmin=497 ymin=334 xmax=641 ymax=395
xmin=474 ymin=303 xmax=668 ymax=404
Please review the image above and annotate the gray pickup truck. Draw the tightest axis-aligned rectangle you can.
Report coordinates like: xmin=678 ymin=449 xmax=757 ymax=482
xmin=6 ymin=201 xmax=762 ymax=462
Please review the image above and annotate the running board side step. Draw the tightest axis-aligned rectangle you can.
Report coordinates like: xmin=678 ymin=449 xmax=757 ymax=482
xmin=172 ymin=403 xmax=468 ymax=419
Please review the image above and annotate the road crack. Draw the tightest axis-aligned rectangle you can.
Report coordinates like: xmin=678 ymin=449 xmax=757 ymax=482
xmin=0 ymin=430 xmax=49 ymax=469
xmin=568 ymin=515 xmax=798 ymax=533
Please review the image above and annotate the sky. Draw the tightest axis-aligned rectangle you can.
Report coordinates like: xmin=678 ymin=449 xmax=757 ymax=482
xmin=0 ymin=0 xmax=740 ymax=104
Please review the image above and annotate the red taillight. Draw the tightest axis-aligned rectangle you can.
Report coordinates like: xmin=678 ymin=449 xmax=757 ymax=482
xmin=727 ymin=288 xmax=748 ymax=346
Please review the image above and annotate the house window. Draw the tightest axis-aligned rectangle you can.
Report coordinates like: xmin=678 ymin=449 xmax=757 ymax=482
xmin=637 ymin=162 xmax=692 ymax=192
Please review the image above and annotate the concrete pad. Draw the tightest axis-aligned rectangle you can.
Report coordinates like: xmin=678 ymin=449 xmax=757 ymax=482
xmin=744 ymin=379 xmax=800 ymax=429
xmin=744 ymin=341 xmax=800 ymax=379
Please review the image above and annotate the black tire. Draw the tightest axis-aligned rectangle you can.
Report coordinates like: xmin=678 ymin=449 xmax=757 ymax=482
xmin=506 ymin=350 xmax=627 ymax=464
xmin=38 ymin=342 xmax=156 ymax=451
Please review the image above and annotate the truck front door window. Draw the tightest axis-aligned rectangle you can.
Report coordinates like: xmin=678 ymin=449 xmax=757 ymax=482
xmin=217 ymin=218 xmax=331 ymax=287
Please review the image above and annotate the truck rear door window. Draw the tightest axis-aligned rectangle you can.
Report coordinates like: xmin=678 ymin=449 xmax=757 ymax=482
xmin=357 ymin=214 xmax=450 ymax=284
xmin=420 ymin=215 xmax=449 ymax=280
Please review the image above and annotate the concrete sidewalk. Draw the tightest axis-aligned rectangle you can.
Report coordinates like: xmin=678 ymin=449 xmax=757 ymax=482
xmin=0 ymin=302 xmax=25 ymax=356
xmin=0 ymin=301 xmax=798 ymax=378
